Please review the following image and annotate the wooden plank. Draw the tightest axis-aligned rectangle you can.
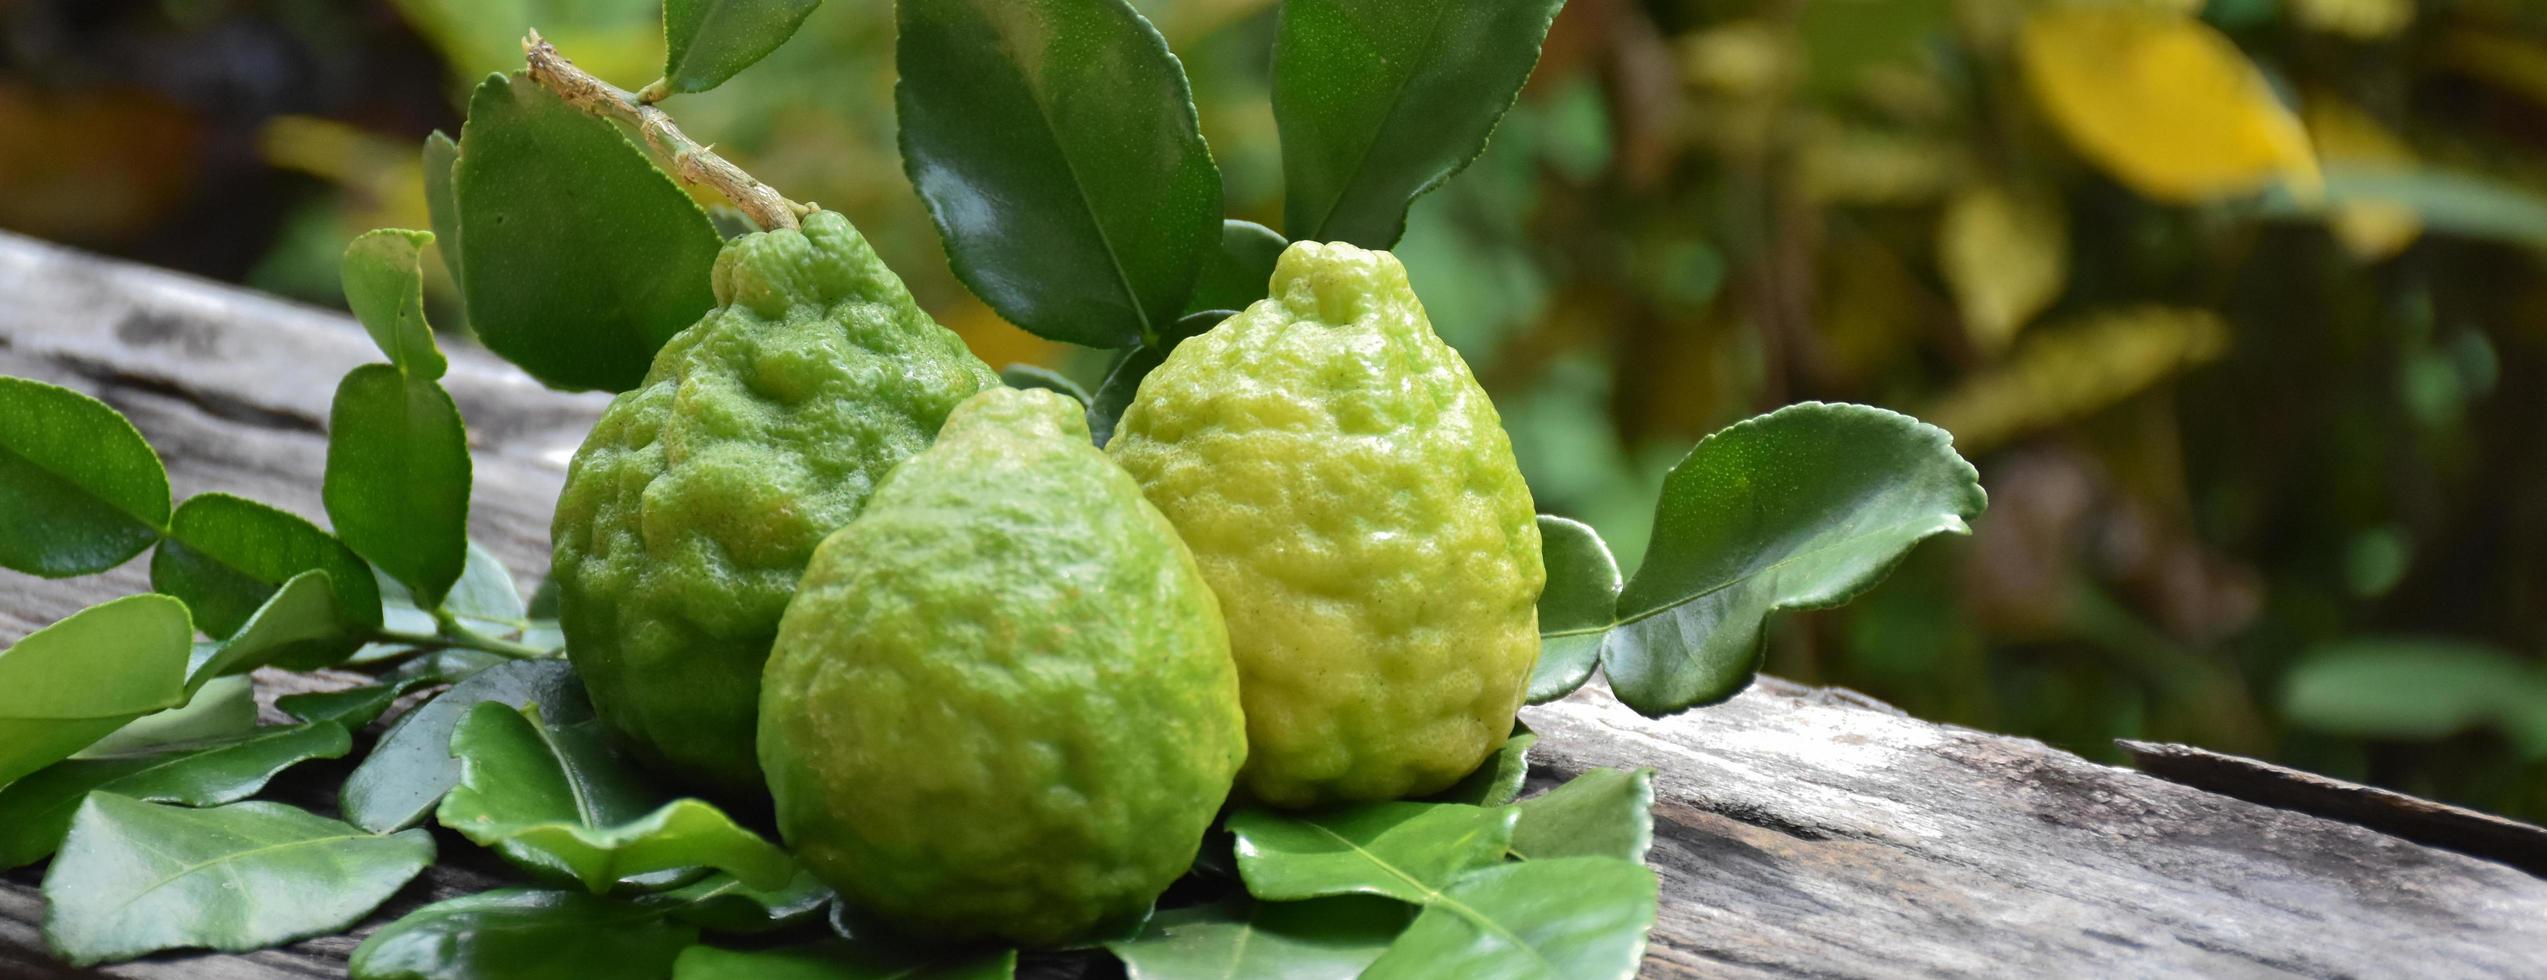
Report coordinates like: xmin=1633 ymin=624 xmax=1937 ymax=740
xmin=2122 ymin=739 xmax=2547 ymax=878
xmin=4 ymin=231 xmax=2544 ymax=978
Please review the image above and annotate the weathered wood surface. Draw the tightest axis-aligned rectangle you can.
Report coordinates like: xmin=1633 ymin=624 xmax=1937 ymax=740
xmin=3 ymin=231 xmax=2543 ymax=978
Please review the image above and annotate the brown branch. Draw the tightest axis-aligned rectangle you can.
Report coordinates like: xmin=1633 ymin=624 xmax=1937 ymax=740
xmin=520 ymin=30 xmax=806 ymax=231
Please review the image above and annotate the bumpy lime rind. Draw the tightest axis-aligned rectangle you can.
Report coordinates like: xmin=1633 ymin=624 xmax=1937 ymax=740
xmin=551 ymin=211 xmax=998 ymax=798
xmin=760 ymin=387 xmax=1247 ymax=947
xmin=1109 ymin=240 xmax=1545 ymax=808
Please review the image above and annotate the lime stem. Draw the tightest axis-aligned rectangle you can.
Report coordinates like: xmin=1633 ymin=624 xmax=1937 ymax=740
xmin=521 ymin=29 xmax=809 ymax=231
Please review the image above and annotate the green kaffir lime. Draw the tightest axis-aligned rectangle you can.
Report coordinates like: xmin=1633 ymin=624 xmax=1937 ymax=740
xmin=1108 ymin=240 xmax=1545 ymax=808
xmin=550 ymin=211 xmax=998 ymax=798
xmin=760 ymin=387 xmax=1246 ymax=946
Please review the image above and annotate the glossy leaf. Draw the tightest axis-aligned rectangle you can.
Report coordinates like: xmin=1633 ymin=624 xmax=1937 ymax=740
xmin=1359 ymin=857 xmax=1658 ymax=980
xmin=655 ymin=869 xmax=834 ymax=934
xmin=191 ymin=569 xmax=362 ymax=681
xmin=1108 ymin=897 xmax=1407 ymax=980
xmin=0 ymin=721 xmax=350 ymax=869
xmin=1001 ymin=363 xmax=1093 ymax=407
xmin=0 ymin=376 xmax=170 ymax=577
xmin=422 ymin=131 xmax=463 ymax=285
xmin=341 ymin=658 xmax=591 ymax=833
xmin=326 ymin=364 xmax=471 ymax=607
xmin=1185 ymin=219 xmax=1287 ymax=314
xmin=1426 ymin=723 xmax=1535 ymax=807
xmin=438 ymin=701 xmax=793 ymax=891
xmin=673 ymin=942 xmax=1017 ymax=979
xmin=453 ymin=72 xmax=722 ymax=391
xmin=897 ymin=0 xmax=1221 ymax=348
xmin=2018 ymin=4 xmax=2317 ymax=202
xmin=1228 ymin=802 xmax=1517 ymax=904
xmin=1509 ymin=768 xmax=1655 ymax=863
xmin=79 ymin=674 xmax=257 ymax=756
xmin=42 ymin=796 xmax=434 ymax=966
xmin=1599 ymin=403 xmax=1987 ymax=717
xmin=350 ymin=888 xmax=697 ymax=980
xmin=150 ymin=492 xmax=381 ymax=640
xmin=1273 ymin=0 xmax=1566 ymax=248
xmin=0 ymin=594 xmax=191 ymax=787
xmin=341 ymin=228 xmax=449 ymax=379
xmin=660 ymin=0 xmax=823 ymax=95
xmin=1531 ymin=515 xmax=1620 ymax=704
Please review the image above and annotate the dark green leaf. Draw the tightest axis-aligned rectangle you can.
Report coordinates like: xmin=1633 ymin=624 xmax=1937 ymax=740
xmin=326 ymin=365 xmax=471 ymax=607
xmin=1358 ymin=857 xmax=1658 ymax=980
xmin=1088 ymin=346 xmax=1163 ymax=448
xmin=0 ymin=376 xmax=169 ymax=577
xmin=1273 ymin=0 xmax=1566 ymax=248
xmin=341 ymin=658 xmax=591 ymax=833
xmin=150 ymin=492 xmax=382 ymax=640
xmin=350 ymin=888 xmax=697 ymax=980
xmin=1509 ymin=768 xmax=1655 ymax=862
xmin=341 ymin=229 xmax=449 ymax=379
xmin=1185 ymin=220 xmax=1287 ymax=314
xmin=1108 ymin=897 xmax=1407 ymax=980
xmin=191 ymin=569 xmax=362 ymax=681
xmin=454 ymin=72 xmax=721 ymax=391
xmin=1425 ymin=723 xmax=1535 ymax=807
xmin=674 ymin=942 xmax=1017 ymax=979
xmin=79 ymin=675 xmax=256 ymax=756
xmin=436 ymin=701 xmax=790 ymax=891
xmin=2281 ymin=638 xmax=2547 ymax=744
xmin=1227 ymin=802 xmax=1516 ymax=903
xmin=1532 ymin=515 xmax=1618 ymax=704
xmin=897 ymin=0 xmax=1221 ymax=348
xmin=654 ymin=869 xmax=834 ymax=934
xmin=0 ymin=721 xmax=350 ymax=869
xmin=1601 ymin=403 xmax=1986 ymax=716
xmin=1086 ymin=310 xmax=1224 ymax=446
xmin=660 ymin=0 xmax=824 ymax=95
xmin=42 ymin=796 xmax=433 ymax=966
xmin=277 ymin=684 xmax=406 ymax=729
xmin=0 ymin=594 xmax=191 ymax=787
xmin=1001 ymin=363 xmax=1093 ymax=407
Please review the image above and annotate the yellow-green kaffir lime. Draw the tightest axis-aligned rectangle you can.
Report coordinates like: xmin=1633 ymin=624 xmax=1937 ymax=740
xmin=760 ymin=387 xmax=1246 ymax=947
xmin=550 ymin=211 xmax=997 ymax=798
xmin=1108 ymin=240 xmax=1544 ymax=808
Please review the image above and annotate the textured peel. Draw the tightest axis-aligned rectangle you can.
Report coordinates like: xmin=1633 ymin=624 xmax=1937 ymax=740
xmin=1109 ymin=240 xmax=1544 ymax=807
xmin=550 ymin=211 xmax=998 ymax=798
xmin=760 ymin=388 xmax=1246 ymax=946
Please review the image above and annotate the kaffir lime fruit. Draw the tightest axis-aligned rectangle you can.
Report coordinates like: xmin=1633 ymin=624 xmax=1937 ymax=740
xmin=759 ymin=387 xmax=1246 ymax=946
xmin=1108 ymin=240 xmax=1545 ymax=808
xmin=550 ymin=211 xmax=998 ymax=798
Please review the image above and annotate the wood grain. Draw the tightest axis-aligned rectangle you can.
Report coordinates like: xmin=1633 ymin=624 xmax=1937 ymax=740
xmin=4 ymin=232 xmax=2543 ymax=978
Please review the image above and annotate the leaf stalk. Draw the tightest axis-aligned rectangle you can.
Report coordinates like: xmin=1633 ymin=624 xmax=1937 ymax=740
xmin=521 ymin=30 xmax=808 ymax=232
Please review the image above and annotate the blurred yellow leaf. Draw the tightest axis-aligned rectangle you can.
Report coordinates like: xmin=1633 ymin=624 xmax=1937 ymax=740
xmin=1796 ymin=121 xmax=1965 ymax=204
xmin=2290 ymin=0 xmax=2412 ymax=40
xmin=1939 ymin=184 xmax=2069 ymax=353
xmin=1926 ymin=306 xmax=2228 ymax=452
xmin=2440 ymin=31 xmax=2547 ymax=111
xmin=258 ymin=117 xmax=432 ymax=239
xmin=2304 ymin=97 xmax=2419 ymax=261
xmin=2018 ymin=5 xmax=2318 ymax=203
xmin=1680 ymin=20 xmax=1798 ymax=96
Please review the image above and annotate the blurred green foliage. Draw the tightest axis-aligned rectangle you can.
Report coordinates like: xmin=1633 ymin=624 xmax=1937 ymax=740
xmin=4 ymin=0 xmax=2544 ymax=819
